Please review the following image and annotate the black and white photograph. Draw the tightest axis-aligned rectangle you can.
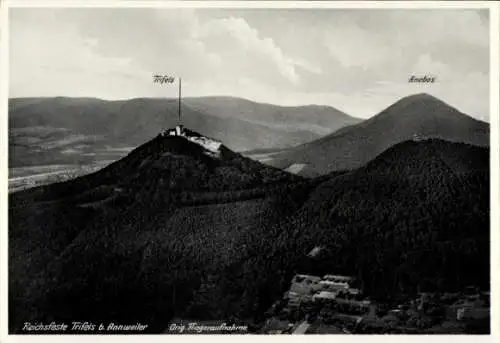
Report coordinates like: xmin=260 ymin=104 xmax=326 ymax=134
xmin=3 ymin=1 xmax=498 ymax=337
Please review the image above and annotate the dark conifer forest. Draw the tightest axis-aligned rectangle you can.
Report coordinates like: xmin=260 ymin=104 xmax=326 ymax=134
xmin=9 ymin=132 xmax=489 ymax=333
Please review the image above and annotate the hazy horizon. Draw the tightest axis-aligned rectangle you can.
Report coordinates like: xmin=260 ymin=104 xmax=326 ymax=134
xmin=9 ymin=8 xmax=490 ymax=121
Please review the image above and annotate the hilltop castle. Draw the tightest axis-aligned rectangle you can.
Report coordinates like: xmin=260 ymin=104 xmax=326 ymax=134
xmin=162 ymin=125 xmax=184 ymax=137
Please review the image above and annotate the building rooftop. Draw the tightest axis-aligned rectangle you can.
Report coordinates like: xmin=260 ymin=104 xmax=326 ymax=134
xmin=323 ymin=275 xmax=354 ymax=281
xmin=313 ymin=291 xmax=337 ymax=300
xmin=307 ymin=246 xmax=324 ymax=258
xmin=293 ymin=274 xmax=321 ymax=283
xmin=319 ymin=280 xmax=350 ymax=288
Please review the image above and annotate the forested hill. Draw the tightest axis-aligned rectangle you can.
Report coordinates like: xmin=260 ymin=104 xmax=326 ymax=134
xmin=248 ymin=139 xmax=489 ymax=303
xmin=9 ymin=134 xmax=489 ymax=333
xmin=10 ymin=130 xmax=302 ymax=201
xmin=8 ymin=130 xmax=307 ymax=333
xmin=267 ymin=93 xmax=489 ymax=176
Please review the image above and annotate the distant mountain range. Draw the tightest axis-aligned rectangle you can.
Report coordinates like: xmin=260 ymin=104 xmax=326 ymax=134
xmin=8 ymin=96 xmax=359 ymax=168
xmin=267 ymin=93 xmax=489 ymax=177
xmin=183 ymin=96 xmax=359 ymax=136
xmin=9 ymin=127 xmax=489 ymax=333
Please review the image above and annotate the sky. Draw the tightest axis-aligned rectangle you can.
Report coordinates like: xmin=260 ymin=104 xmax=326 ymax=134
xmin=9 ymin=7 xmax=490 ymax=120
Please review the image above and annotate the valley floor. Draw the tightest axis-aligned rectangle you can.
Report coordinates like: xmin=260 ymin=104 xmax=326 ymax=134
xmin=8 ymin=162 xmax=112 ymax=193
